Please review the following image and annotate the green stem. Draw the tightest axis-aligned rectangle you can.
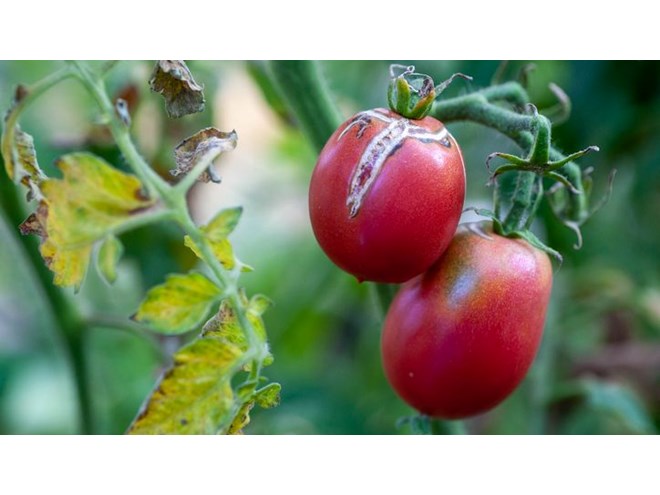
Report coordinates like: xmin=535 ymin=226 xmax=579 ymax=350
xmin=71 ymin=61 xmax=268 ymax=433
xmin=267 ymin=61 xmax=342 ymax=153
xmin=69 ymin=61 xmax=170 ymax=198
xmin=429 ymin=418 xmax=467 ymax=435
xmin=1 ymin=65 xmax=95 ymax=434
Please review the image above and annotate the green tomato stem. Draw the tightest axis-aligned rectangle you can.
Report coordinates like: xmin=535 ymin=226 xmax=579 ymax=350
xmin=71 ymin=61 xmax=268 ymax=433
xmin=267 ymin=61 xmax=342 ymax=153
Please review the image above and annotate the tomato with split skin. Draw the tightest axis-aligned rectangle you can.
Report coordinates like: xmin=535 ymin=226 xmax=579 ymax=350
xmin=309 ymin=108 xmax=465 ymax=284
xmin=381 ymin=222 xmax=553 ymax=419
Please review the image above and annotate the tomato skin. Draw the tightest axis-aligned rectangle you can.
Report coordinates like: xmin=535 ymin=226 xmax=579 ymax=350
xmin=309 ymin=109 xmax=465 ymax=283
xmin=381 ymin=223 xmax=553 ymax=419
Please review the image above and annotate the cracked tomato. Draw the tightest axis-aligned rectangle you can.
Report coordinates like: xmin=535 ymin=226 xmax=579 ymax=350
xmin=309 ymin=108 xmax=465 ymax=283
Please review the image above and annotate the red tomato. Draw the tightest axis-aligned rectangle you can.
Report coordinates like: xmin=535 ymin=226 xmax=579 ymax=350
xmin=381 ymin=223 xmax=553 ymax=418
xmin=309 ymin=108 xmax=465 ymax=283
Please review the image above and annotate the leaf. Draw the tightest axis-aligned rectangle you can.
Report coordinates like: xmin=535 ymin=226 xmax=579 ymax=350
xmin=204 ymin=206 xmax=242 ymax=239
xmin=184 ymin=235 xmax=236 ymax=270
xmin=96 ymin=235 xmax=123 ymax=284
xmin=581 ymin=379 xmax=655 ymax=434
xmin=20 ymin=153 xmax=155 ymax=290
xmin=255 ymin=383 xmax=281 ymax=409
xmin=128 ymin=336 xmax=243 ymax=434
xmin=183 ymin=206 xmax=251 ymax=271
xmin=149 ymin=60 xmax=205 ymax=119
xmin=172 ymin=127 xmax=237 ymax=183
xmin=227 ymin=401 xmax=254 ymax=435
xmin=1 ymin=122 xmax=45 ymax=200
xmin=203 ymin=299 xmax=272 ymax=364
xmin=202 ymin=299 xmax=248 ymax=349
xmin=133 ymin=272 xmax=222 ymax=335
xmin=248 ymin=294 xmax=273 ymax=316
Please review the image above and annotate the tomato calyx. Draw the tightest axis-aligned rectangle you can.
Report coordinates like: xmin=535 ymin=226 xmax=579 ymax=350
xmin=463 ymin=208 xmax=563 ymax=263
xmin=472 ymin=103 xmax=610 ymax=255
xmin=387 ymin=65 xmax=472 ymax=119
xmin=339 ymin=109 xmax=453 ymax=218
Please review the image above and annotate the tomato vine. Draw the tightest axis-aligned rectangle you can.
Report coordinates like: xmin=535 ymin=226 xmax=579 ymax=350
xmin=1 ymin=61 xmax=280 ymax=434
xmin=268 ymin=60 xmax=612 ymax=433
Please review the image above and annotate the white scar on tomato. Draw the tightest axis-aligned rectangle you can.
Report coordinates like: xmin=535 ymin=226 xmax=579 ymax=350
xmin=339 ymin=109 xmax=453 ymax=218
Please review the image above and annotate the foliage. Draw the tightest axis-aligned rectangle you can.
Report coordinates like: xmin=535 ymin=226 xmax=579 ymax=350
xmin=0 ymin=61 xmax=658 ymax=434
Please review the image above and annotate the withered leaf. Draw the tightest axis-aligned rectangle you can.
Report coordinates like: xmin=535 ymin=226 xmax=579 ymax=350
xmin=149 ymin=60 xmax=205 ymax=119
xmin=172 ymin=127 xmax=237 ymax=183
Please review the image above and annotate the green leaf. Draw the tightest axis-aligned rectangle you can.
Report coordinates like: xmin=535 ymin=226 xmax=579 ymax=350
xmin=581 ymin=379 xmax=655 ymax=434
xmin=133 ymin=272 xmax=222 ymax=335
xmin=248 ymin=294 xmax=273 ymax=316
xmin=255 ymin=383 xmax=281 ymax=409
xmin=204 ymin=207 xmax=242 ymax=239
xmin=96 ymin=235 xmax=123 ymax=284
xmin=149 ymin=60 xmax=205 ymax=119
xmin=128 ymin=336 xmax=243 ymax=434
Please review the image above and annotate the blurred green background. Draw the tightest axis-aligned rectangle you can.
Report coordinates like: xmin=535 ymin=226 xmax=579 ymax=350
xmin=0 ymin=61 xmax=658 ymax=434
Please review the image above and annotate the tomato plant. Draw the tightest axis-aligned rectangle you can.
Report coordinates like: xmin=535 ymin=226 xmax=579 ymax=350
xmin=309 ymin=108 xmax=465 ymax=283
xmin=381 ymin=222 xmax=552 ymax=419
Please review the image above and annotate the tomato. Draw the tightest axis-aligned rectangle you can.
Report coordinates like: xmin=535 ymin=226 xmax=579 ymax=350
xmin=309 ymin=108 xmax=465 ymax=283
xmin=381 ymin=223 xmax=553 ymax=419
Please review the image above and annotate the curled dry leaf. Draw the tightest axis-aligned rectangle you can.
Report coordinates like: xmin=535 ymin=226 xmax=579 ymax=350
xmin=149 ymin=60 xmax=205 ymax=119
xmin=172 ymin=127 xmax=238 ymax=183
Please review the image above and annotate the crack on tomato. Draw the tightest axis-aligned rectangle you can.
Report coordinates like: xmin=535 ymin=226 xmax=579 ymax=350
xmin=345 ymin=110 xmax=454 ymax=218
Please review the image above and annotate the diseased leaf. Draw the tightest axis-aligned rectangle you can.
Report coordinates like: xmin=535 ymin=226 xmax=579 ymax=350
xmin=133 ymin=272 xmax=222 ymax=335
xmin=129 ymin=291 xmax=280 ymax=434
xmin=182 ymin=206 xmax=252 ymax=272
xmin=128 ymin=336 xmax=243 ymax=434
xmin=172 ymin=127 xmax=237 ymax=183
xmin=18 ymin=153 xmax=154 ymax=290
xmin=1 ymin=122 xmax=45 ymax=200
xmin=184 ymin=235 xmax=236 ymax=270
xmin=227 ymin=401 xmax=254 ymax=435
xmin=42 ymin=153 xmax=154 ymax=245
xmin=149 ymin=60 xmax=205 ymax=119
xmin=255 ymin=383 xmax=281 ymax=409
xmin=97 ymin=235 xmax=123 ymax=284
xmin=202 ymin=300 xmax=247 ymax=350
xmin=202 ymin=299 xmax=273 ymax=371
xmin=42 ymin=237 xmax=92 ymax=292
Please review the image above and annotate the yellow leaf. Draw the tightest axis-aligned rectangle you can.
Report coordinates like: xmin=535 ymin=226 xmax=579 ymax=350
xmin=19 ymin=152 xmax=154 ymax=289
xmin=184 ymin=235 xmax=236 ymax=270
xmin=42 ymin=152 xmax=154 ymax=246
xmin=128 ymin=336 xmax=243 ymax=434
xmin=133 ymin=272 xmax=222 ymax=335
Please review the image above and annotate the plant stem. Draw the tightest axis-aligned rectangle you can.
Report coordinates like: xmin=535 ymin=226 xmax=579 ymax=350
xmin=267 ymin=61 xmax=342 ymax=153
xmin=69 ymin=61 xmax=170 ymax=199
xmin=1 ymin=65 xmax=95 ymax=434
xmin=71 ymin=61 xmax=268 ymax=432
